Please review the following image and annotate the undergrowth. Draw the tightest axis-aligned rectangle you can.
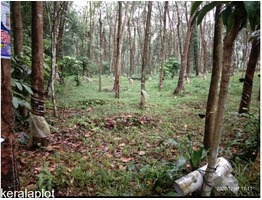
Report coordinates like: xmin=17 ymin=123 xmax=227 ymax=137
xmin=17 ymin=73 xmax=260 ymax=197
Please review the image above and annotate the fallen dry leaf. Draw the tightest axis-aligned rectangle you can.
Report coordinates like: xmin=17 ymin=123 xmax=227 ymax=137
xmin=138 ymin=151 xmax=146 ymax=156
xmin=48 ymin=164 xmax=57 ymax=172
xmin=119 ymin=143 xmax=125 ymax=147
xmin=46 ymin=145 xmax=61 ymax=151
xmin=120 ymin=157 xmax=132 ymax=162
xmin=106 ymin=153 xmax=113 ymax=158
xmin=146 ymin=143 xmax=151 ymax=147
xmin=119 ymin=165 xmax=126 ymax=170
xmin=84 ymin=132 xmax=92 ymax=137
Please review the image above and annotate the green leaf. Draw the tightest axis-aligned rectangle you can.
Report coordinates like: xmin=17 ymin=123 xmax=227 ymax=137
xmin=243 ymin=1 xmax=260 ymax=30
xmin=12 ymin=97 xmax=19 ymax=109
xmin=126 ymin=163 xmax=135 ymax=171
xmin=22 ymin=84 xmax=33 ymax=95
xmin=226 ymin=14 xmax=234 ymax=32
xmin=12 ymin=91 xmax=25 ymax=99
xmin=191 ymin=1 xmax=203 ymax=16
xmin=177 ymin=156 xmax=186 ymax=168
xmin=196 ymin=2 xmax=223 ymax=25
xmin=190 ymin=148 xmax=203 ymax=170
xmin=16 ymin=82 xmax=23 ymax=91
xmin=166 ymin=138 xmax=178 ymax=147
xmin=221 ymin=4 xmax=231 ymax=30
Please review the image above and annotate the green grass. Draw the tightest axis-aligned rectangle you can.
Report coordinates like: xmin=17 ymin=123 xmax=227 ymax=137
xmin=18 ymin=72 xmax=260 ymax=197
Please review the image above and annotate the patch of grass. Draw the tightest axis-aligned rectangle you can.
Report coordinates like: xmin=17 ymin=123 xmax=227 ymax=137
xmin=17 ymin=72 xmax=260 ymax=197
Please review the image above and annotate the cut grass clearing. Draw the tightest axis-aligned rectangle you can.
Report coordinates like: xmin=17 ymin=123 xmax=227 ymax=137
xmin=17 ymin=73 xmax=260 ymax=197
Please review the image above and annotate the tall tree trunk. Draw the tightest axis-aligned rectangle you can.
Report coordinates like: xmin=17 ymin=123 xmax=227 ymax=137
xmin=159 ymin=1 xmax=168 ymax=92
xmin=56 ymin=2 xmax=68 ymax=75
xmin=148 ymin=34 xmax=152 ymax=77
xmin=238 ymin=37 xmax=260 ymax=113
xmin=173 ymin=3 xmax=192 ymax=95
xmin=110 ymin=9 xmax=118 ymax=77
xmin=98 ymin=11 xmax=103 ymax=92
xmin=86 ymin=2 xmax=94 ymax=78
xmin=201 ymin=12 xmax=243 ymax=197
xmin=192 ymin=23 xmax=199 ymax=76
xmin=170 ymin=7 xmax=177 ymax=59
xmin=175 ymin=2 xmax=182 ymax=62
xmin=1 ymin=59 xmax=19 ymax=191
xmin=49 ymin=2 xmax=61 ymax=117
xmin=114 ymin=2 xmax=122 ymax=98
xmin=31 ymin=1 xmax=45 ymax=117
xmin=203 ymin=5 xmax=223 ymax=150
xmin=140 ymin=1 xmax=152 ymax=109
xmin=11 ymin=1 xmax=28 ymax=117
xmin=11 ymin=1 xmax=23 ymax=58
xmin=113 ymin=1 xmax=130 ymax=98
xmin=186 ymin=33 xmax=192 ymax=78
xmin=241 ymin=28 xmax=249 ymax=70
xmin=51 ymin=29 xmax=58 ymax=117
xmin=200 ymin=21 xmax=208 ymax=73
xmin=128 ymin=18 xmax=135 ymax=79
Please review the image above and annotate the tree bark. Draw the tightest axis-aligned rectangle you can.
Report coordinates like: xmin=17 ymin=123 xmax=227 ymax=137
xmin=159 ymin=1 xmax=168 ymax=92
xmin=11 ymin=1 xmax=23 ymax=57
xmin=186 ymin=30 xmax=192 ymax=78
xmin=49 ymin=2 xmax=62 ymax=117
xmin=203 ymin=5 xmax=223 ymax=150
xmin=56 ymin=2 xmax=68 ymax=73
xmin=175 ymin=2 xmax=182 ymax=62
xmin=192 ymin=23 xmax=199 ymax=76
xmin=98 ymin=11 xmax=103 ymax=92
xmin=114 ymin=2 xmax=122 ymax=98
xmin=173 ymin=3 xmax=192 ymax=95
xmin=11 ymin=1 xmax=28 ymax=117
xmin=238 ymin=37 xmax=260 ymax=113
xmin=128 ymin=17 xmax=135 ymax=79
xmin=50 ymin=30 xmax=58 ymax=117
xmin=31 ymin=1 xmax=45 ymax=117
xmin=110 ymin=8 xmax=118 ymax=77
xmin=140 ymin=1 xmax=152 ymax=109
xmin=200 ymin=21 xmax=208 ymax=73
xmin=201 ymin=11 xmax=243 ymax=197
xmin=86 ymin=2 xmax=94 ymax=77
xmin=1 ymin=58 xmax=19 ymax=192
xmin=114 ymin=1 xmax=130 ymax=98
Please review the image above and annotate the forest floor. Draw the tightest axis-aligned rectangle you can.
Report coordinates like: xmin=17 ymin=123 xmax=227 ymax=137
xmin=15 ymin=72 xmax=260 ymax=197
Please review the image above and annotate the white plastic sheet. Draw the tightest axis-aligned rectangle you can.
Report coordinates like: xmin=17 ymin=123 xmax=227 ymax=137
xmin=174 ymin=157 xmax=239 ymax=196
xmin=29 ymin=113 xmax=50 ymax=138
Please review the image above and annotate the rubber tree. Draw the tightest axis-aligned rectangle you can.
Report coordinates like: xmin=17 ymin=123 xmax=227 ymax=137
xmin=173 ymin=2 xmax=193 ymax=95
xmin=238 ymin=2 xmax=260 ymax=114
xmin=114 ymin=2 xmax=122 ymax=98
xmin=98 ymin=8 xmax=103 ymax=92
xmin=192 ymin=1 xmax=248 ymax=196
xmin=140 ymin=1 xmax=152 ymax=109
xmin=238 ymin=32 xmax=260 ymax=114
xmin=113 ymin=1 xmax=130 ymax=98
xmin=45 ymin=1 xmax=68 ymax=116
xmin=11 ymin=1 xmax=29 ymax=118
xmin=11 ymin=1 xmax=23 ymax=58
xmin=203 ymin=4 xmax=223 ymax=149
xmin=31 ymin=1 xmax=48 ymax=148
xmin=159 ymin=1 xmax=168 ymax=92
